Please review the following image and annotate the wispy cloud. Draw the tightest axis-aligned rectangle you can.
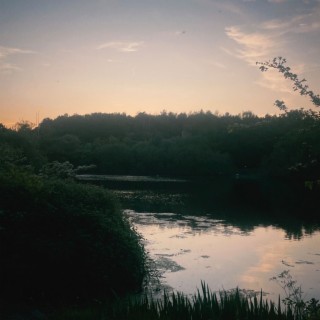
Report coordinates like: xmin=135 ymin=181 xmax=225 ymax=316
xmin=216 ymin=2 xmax=246 ymax=17
xmin=268 ymin=0 xmax=287 ymax=3
xmin=174 ymin=30 xmax=187 ymax=36
xmin=0 ymin=45 xmax=35 ymax=74
xmin=0 ymin=46 xmax=35 ymax=59
xmin=224 ymin=26 xmax=277 ymax=65
xmin=225 ymin=3 xmax=320 ymax=63
xmin=260 ymin=5 xmax=320 ymax=34
xmin=0 ymin=63 xmax=21 ymax=73
xmin=207 ymin=60 xmax=227 ymax=69
xmin=224 ymin=24 xmax=306 ymax=93
xmin=260 ymin=19 xmax=293 ymax=31
xmin=224 ymin=3 xmax=320 ymax=93
xmin=97 ymin=41 xmax=144 ymax=52
xmin=255 ymin=70 xmax=293 ymax=93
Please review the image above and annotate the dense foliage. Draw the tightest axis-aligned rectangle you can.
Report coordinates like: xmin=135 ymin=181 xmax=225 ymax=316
xmin=4 ymin=109 xmax=320 ymax=183
xmin=33 ymin=110 xmax=320 ymax=184
xmin=0 ymin=127 xmax=146 ymax=306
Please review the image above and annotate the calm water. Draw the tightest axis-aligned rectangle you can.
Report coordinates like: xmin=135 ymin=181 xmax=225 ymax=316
xmin=80 ymin=175 xmax=320 ymax=300
xmin=126 ymin=209 xmax=320 ymax=301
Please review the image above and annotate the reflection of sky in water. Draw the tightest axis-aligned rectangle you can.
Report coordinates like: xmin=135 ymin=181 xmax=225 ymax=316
xmin=125 ymin=210 xmax=320 ymax=300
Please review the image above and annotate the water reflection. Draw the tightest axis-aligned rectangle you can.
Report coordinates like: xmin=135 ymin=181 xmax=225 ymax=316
xmin=78 ymin=175 xmax=320 ymax=299
xmin=126 ymin=211 xmax=250 ymax=237
xmin=125 ymin=209 xmax=320 ymax=301
xmin=114 ymin=188 xmax=320 ymax=239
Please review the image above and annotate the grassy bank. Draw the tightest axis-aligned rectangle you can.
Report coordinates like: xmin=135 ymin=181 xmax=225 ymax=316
xmin=50 ymin=283 xmax=320 ymax=320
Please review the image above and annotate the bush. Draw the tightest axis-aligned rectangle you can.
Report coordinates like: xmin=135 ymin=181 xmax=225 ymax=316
xmin=0 ymin=167 xmax=146 ymax=304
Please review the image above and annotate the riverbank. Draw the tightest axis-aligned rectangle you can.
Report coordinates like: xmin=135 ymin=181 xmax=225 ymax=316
xmin=48 ymin=283 xmax=320 ymax=320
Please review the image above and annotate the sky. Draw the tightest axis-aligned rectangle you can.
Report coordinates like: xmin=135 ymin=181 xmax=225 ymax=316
xmin=1 ymin=0 xmax=320 ymax=127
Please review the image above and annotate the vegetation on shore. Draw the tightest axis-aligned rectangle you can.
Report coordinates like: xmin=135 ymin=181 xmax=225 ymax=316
xmin=50 ymin=282 xmax=320 ymax=320
xmin=0 ymin=135 xmax=147 ymax=310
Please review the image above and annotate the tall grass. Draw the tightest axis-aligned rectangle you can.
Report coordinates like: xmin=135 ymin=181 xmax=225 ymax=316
xmin=51 ymin=282 xmax=303 ymax=320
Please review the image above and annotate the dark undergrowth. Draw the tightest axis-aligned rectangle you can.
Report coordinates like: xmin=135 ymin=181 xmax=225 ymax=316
xmin=0 ymin=166 xmax=147 ymax=310
xmin=50 ymin=283 xmax=320 ymax=320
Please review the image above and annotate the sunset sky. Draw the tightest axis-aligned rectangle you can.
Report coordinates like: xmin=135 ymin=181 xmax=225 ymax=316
xmin=1 ymin=0 xmax=320 ymax=127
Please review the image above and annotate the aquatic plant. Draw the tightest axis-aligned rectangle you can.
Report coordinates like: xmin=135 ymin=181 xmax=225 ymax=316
xmin=271 ymin=270 xmax=320 ymax=320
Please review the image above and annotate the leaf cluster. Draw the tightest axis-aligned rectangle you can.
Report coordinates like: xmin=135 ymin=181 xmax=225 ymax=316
xmin=257 ymin=57 xmax=320 ymax=111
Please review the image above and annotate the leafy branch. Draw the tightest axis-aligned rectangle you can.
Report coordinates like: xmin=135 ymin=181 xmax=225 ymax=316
xmin=257 ymin=57 xmax=320 ymax=111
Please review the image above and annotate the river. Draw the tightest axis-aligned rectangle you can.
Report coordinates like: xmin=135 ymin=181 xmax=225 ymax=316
xmin=79 ymin=175 xmax=320 ymax=301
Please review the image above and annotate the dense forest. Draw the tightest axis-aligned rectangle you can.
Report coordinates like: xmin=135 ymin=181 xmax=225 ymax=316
xmin=4 ymin=109 xmax=320 ymax=186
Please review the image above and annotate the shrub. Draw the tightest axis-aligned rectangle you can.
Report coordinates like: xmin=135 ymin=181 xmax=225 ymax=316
xmin=0 ymin=167 xmax=146 ymax=304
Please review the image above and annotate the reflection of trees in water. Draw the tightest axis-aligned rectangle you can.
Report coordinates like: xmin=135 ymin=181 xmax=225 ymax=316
xmin=283 ymin=224 xmax=319 ymax=241
xmin=125 ymin=210 xmax=250 ymax=238
xmin=113 ymin=180 xmax=320 ymax=239
xmin=83 ymin=176 xmax=320 ymax=238
xmin=126 ymin=208 xmax=320 ymax=241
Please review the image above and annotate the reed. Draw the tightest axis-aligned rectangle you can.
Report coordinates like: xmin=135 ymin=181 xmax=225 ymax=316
xmin=51 ymin=282 xmax=304 ymax=320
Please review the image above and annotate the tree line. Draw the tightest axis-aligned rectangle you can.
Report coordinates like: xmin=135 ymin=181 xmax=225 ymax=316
xmin=5 ymin=109 xmax=319 ymax=183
